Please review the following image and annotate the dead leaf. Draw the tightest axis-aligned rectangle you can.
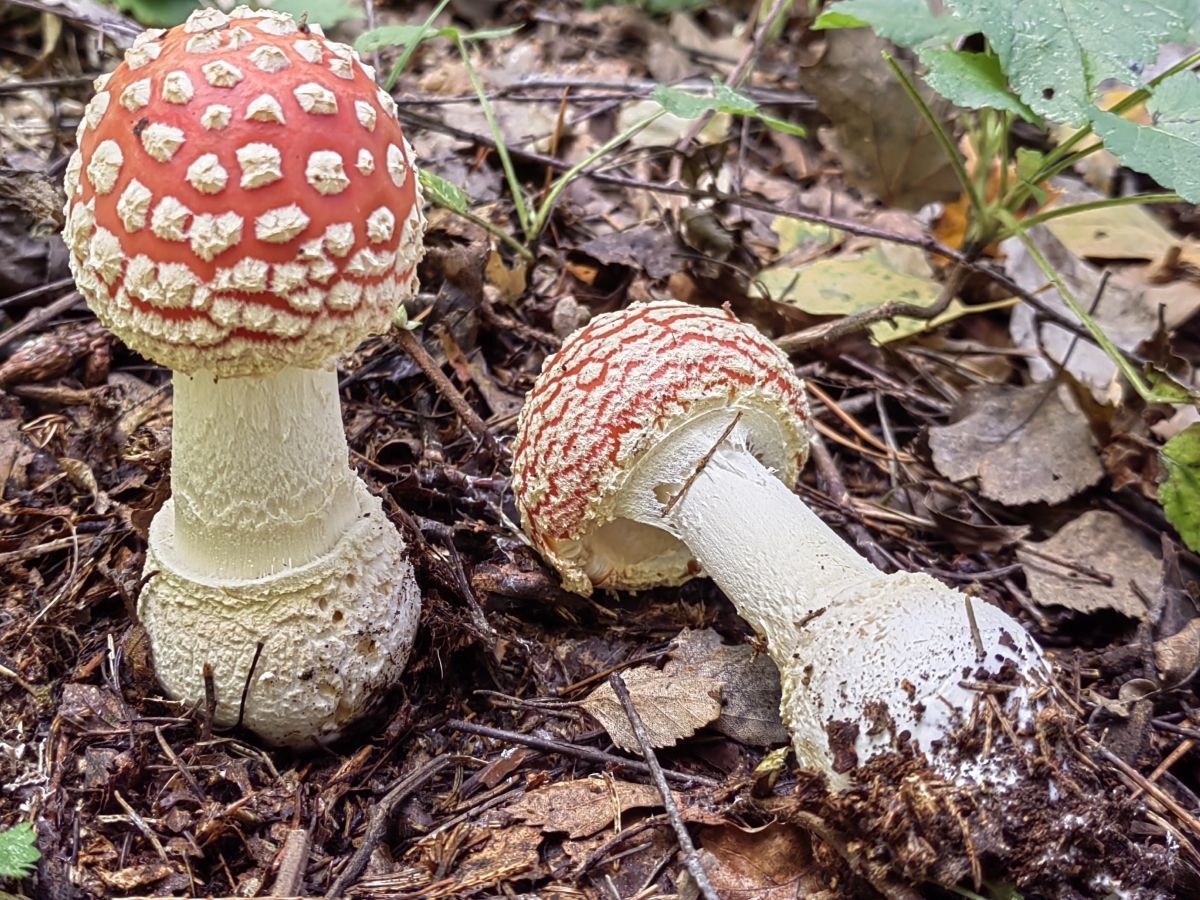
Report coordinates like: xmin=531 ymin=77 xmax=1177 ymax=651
xmin=0 ymin=416 xmax=35 ymax=497
xmin=1003 ymin=227 xmax=1160 ymax=397
xmin=664 ymin=628 xmax=787 ymax=746
xmin=484 ymin=250 xmax=527 ymax=303
xmin=97 ymin=863 xmax=173 ymax=891
xmin=1017 ymin=511 xmax=1161 ymax=618
xmin=1154 ymin=619 xmax=1200 ymax=685
xmin=799 ymin=31 xmax=960 ymax=209
xmin=929 ymin=383 xmax=1104 ymax=505
xmin=698 ymin=825 xmax=827 ymax=899
xmin=1044 ymin=198 xmax=1177 ymax=263
xmin=575 ymin=226 xmax=682 ymax=281
xmin=505 ymin=778 xmax=663 ymax=839
xmin=581 ymin=666 xmax=721 ymax=752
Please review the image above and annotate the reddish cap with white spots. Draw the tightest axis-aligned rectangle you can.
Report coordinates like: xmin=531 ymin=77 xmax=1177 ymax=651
xmin=511 ymin=301 xmax=810 ymax=596
xmin=62 ymin=6 xmax=425 ymax=378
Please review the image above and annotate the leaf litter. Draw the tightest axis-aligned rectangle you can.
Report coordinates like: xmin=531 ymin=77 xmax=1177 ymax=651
xmin=2 ymin=1 xmax=1200 ymax=898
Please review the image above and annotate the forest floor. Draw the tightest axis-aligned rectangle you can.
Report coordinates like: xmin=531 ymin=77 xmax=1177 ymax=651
xmin=2 ymin=0 xmax=1200 ymax=898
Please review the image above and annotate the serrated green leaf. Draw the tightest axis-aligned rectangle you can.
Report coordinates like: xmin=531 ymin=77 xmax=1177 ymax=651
xmin=419 ymin=170 xmax=470 ymax=214
xmin=1160 ymin=423 xmax=1200 ymax=552
xmin=0 ymin=823 xmax=40 ymax=880
xmin=946 ymin=0 xmax=1198 ymax=124
xmin=919 ymin=49 xmax=1038 ymax=122
xmin=816 ymin=0 xmax=974 ymax=47
xmin=1089 ymin=71 xmax=1200 ymax=204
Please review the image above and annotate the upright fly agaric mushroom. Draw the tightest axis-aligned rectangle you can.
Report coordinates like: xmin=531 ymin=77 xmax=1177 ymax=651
xmin=61 ymin=6 xmax=425 ymax=745
xmin=511 ymin=301 xmax=1044 ymax=779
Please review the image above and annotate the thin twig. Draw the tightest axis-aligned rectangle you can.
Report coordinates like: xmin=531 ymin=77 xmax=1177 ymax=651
xmin=0 ymin=292 xmax=83 ymax=352
xmin=607 ymin=674 xmax=718 ymax=900
xmin=392 ymin=324 xmax=499 ymax=455
xmin=448 ymin=719 xmax=720 ymax=787
xmin=661 ymin=413 xmax=741 ymax=517
xmin=323 ymin=755 xmax=469 ymax=898
xmin=807 ymin=434 xmax=891 ymax=571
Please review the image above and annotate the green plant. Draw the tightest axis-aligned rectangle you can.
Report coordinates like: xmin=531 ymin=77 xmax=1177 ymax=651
xmin=816 ymin=0 xmax=1200 ymax=551
xmin=0 ymin=823 xmax=39 ymax=880
xmin=358 ymin=17 xmax=804 ymax=254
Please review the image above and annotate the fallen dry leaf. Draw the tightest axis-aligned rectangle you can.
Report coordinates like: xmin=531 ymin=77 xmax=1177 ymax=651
xmin=1003 ymin=228 xmax=1160 ymax=397
xmin=697 ymin=824 xmax=828 ymax=899
xmin=664 ymin=628 xmax=787 ymax=747
xmin=799 ymin=30 xmax=960 ymax=209
xmin=504 ymin=778 xmax=663 ymax=839
xmin=929 ymin=383 xmax=1104 ymax=506
xmin=581 ymin=666 xmax=721 ymax=752
xmin=1018 ymin=511 xmax=1161 ymax=618
xmin=1154 ymin=619 xmax=1200 ymax=685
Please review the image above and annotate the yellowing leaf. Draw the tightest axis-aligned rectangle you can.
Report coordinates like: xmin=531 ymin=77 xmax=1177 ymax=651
xmin=1044 ymin=203 xmax=1177 ymax=262
xmin=581 ymin=667 xmax=721 ymax=752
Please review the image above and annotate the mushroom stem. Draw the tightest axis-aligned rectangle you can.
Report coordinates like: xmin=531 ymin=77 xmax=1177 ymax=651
xmin=620 ymin=419 xmax=1043 ymax=778
xmin=170 ymin=366 xmax=359 ymax=580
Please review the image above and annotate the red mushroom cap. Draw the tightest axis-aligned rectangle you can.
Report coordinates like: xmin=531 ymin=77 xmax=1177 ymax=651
xmin=511 ymin=301 xmax=810 ymax=595
xmin=62 ymin=7 xmax=425 ymax=377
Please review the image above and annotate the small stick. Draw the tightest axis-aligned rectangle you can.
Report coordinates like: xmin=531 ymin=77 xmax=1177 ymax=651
xmin=807 ymin=434 xmax=891 ymax=570
xmin=448 ymin=719 xmax=720 ymax=787
xmin=323 ymin=755 xmax=468 ymax=898
xmin=270 ymin=825 xmax=312 ymax=897
xmin=607 ymin=674 xmax=718 ymax=900
xmin=236 ymin=641 xmax=265 ymax=730
xmin=154 ymin=726 xmax=204 ymax=801
xmin=201 ymin=664 xmax=216 ymax=741
xmin=1091 ymin=741 xmax=1200 ymax=839
xmin=113 ymin=791 xmax=169 ymax=863
xmin=392 ymin=325 xmax=499 ymax=455
xmin=662 ymin=413 xmax=740 ymax=516
xmin=1132 ymin=739 xmax=1196 ymax=800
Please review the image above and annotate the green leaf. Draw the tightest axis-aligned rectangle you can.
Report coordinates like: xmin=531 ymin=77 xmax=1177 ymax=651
xmin=268 ymin=0 xmax=360 ymax=29
xmin=355 ymin=22 xmax=518 ymax=54
xmin=816 ymin=0 xmax=974 ymax=47
xmin=0 ymin=824 xmax=39 ymax=880
xmin=946 ymin=0 xmax=1198 ymax=123
xmin=650 ymin=83 xmax=805 ymax=137
xmin=419 ymin=170 xmax=470 ymax=214
xmin=919 ymin=49 xmax=1038 ymax=122
xmin=1089 ymin=71 xmax=1200 ymax=204
xmin=356 ymin=24 xmax=449 ymax=54
xmin=1160 ymin=423 xmax=1200 ymax=552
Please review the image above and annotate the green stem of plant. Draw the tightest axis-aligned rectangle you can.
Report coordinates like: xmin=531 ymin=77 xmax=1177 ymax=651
xmin=1003 ymin=191 xmax=1180 ymax=236
xmin=531 ymin=110 xmax=667 ymax=239
xmin=995 ymin=208 xmax=1164 ymax=400
xmin=883 ymin=52 xmax=986 ymax=221
xmin=458 ymin=208 xmax=535 ymax=259
xmin=385 ymin=0 xmax=451 ymax=90
xmin=455 ymin=35 xmax=534 ymax=239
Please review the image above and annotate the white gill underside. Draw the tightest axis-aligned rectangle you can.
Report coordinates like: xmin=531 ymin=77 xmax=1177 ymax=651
xmin=621 ymin=434 xmax=1044 ymax=779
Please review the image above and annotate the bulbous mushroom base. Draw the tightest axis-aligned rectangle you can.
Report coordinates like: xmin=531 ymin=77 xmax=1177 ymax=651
xmin=778 ymin=572 xmax=1046 ymax=781
xmin=138 ymin=483 xmax=420 ymax=747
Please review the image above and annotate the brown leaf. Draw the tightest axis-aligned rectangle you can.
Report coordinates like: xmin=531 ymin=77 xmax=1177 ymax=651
xmin=1018 ymin=511 xmax=1161 ymax=619
xmin=1155 ymin=619 xmax=1200 ymax=685
xmin=581 ymin=666 xmax=722 ymax=751
xmin=929 ymin=383 xmax=1104 ymax=506
xmin=799 ymin=32 xmax=960 ymax=210
xmin=664 ymin=628 xmax=787 ymax=746
xmin=698 ymin=824 xmax=827 ymax=899
xmin=98 ymin=863 xmax=174 ymax=891
xmin=505 ymin=779 xmax=663 ymax=839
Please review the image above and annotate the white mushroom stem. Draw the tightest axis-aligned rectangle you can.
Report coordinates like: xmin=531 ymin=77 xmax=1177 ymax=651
xmin=615 ymin=416 xmax=1044 ymax=780
xmin=138 ymin=364 xmax=420 ymax=746
xmin=170 ymin=366 xmax=358 ymax=580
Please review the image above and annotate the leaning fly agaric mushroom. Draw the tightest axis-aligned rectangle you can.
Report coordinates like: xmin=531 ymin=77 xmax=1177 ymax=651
xmin=511 ymin=301 xmax=1045 ymax=779
xmin=61 ymin=6 xmax=425 ymax=746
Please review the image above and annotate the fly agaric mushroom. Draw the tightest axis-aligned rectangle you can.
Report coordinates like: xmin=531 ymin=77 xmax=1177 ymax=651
xmin=61 ymin=6 xmax=425 ymax=746
xmin=511 ymin=301 xmax=1045 ymax=779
